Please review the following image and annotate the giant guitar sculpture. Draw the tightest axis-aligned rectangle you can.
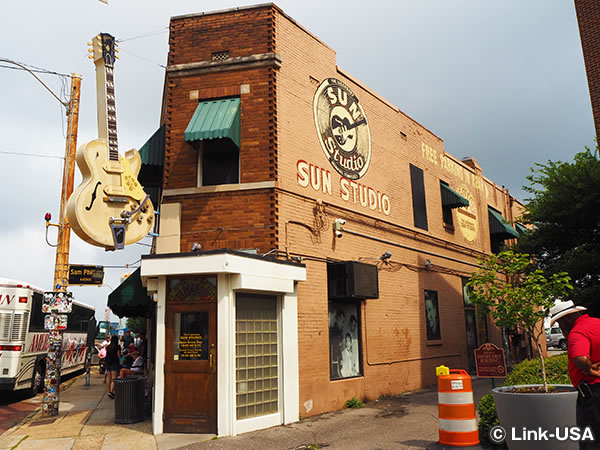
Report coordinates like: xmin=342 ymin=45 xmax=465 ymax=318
xmin=67 ymin=33 xmax=154 ymax=250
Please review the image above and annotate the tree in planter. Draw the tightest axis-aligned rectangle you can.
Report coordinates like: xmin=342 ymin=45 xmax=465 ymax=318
xmin=467 ymin=250 xmax=572 ymax=392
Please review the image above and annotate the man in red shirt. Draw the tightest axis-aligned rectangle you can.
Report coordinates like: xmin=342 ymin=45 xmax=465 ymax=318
xmin=551 ymin=300 xmax=600 ymax=449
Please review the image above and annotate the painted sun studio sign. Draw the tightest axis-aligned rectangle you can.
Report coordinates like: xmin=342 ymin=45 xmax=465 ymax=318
xmin=297 ymin=78 xmax=391 ymax=215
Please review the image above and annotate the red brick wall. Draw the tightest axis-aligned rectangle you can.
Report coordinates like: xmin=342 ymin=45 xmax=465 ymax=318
xmin=168 ymin=7 xmax=275 ymax=66
xmin=166 ymin=189 xmax=275 ymax=254
xmin=163 ymin=5 xmax=279 ymax=252
xmin=576 ymin=0 xmax=600 ymax=139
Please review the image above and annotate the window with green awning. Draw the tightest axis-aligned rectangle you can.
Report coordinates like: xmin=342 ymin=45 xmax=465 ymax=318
xmin=488 ymin=207 xmax=520 ymax=239
xmin=184 ymin=98 xmax=241 ymax=148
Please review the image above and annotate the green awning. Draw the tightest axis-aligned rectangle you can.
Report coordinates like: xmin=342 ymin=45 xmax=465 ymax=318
xmin=515 ymin=222 xmax=528 ymax=235
xmin=139 ymin=125 xmax=164 ymax=167
xmin=440 ymin=182 xmax=470 ymax=209
xmin=107 ymin=268 xmax=151 ymax=318
xmin=488 ymin=207 xmax=520 ymax=239
xmin=184 ymin=98 xmax=241 ymax=148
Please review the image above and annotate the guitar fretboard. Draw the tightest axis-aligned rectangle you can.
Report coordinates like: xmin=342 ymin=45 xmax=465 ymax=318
xmin=105 ymin=65 xmax=119 ymax=162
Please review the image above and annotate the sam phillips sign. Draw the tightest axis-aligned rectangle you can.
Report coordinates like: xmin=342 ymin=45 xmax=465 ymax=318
xmin=68 ymin=265 xmax=104 ymax=285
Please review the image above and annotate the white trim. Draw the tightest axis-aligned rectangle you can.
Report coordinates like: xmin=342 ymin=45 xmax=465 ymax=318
xmin=142 ymin=253 xmax=306 ymax=282
xmin=281 ymin=286 xmax=299 ymax=424
xmin=152 ymin=277 xmax=167 ymax=435
xmin=438 ymin=392 xmax=474 ymax=405
xmin=217 ymin=273 xmax=234 ymax=437
xmin=234 ymin=413 xmax=281 ymax=435
xmin=439 ymin=418 xmax=478 ymax=432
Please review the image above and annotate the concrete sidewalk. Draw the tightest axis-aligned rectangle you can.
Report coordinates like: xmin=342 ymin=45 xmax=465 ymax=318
xmin=0 ymin=369 xmax=491 ymax=450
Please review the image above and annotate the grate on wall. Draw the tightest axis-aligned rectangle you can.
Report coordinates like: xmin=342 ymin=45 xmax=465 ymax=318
xmin=212 ymin=51 xmax=230 ymax=62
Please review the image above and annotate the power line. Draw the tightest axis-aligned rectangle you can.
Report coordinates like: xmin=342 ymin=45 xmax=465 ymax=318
xmin=117 ymin=47 xmax=166 ymax=69
xmin=117 ymin=28 xmax=168 ymax=43
xmin=0 ymin=60 xmax=70 ymax=78
xmin=0 ymin=150 xmax=65 ymax=160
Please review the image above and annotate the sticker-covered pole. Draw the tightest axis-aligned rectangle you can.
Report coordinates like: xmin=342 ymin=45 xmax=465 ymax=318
xmin=41 ymin=292 xmax=72 ymax=417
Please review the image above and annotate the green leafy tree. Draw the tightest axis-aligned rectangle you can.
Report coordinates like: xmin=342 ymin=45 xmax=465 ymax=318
xmin=467 ymin=250 xmax=572 ymax=392
xmin=126 ymin=316 xmax=146 ymax=334
xmin=518 ymin=147 xmax=600 ymax=314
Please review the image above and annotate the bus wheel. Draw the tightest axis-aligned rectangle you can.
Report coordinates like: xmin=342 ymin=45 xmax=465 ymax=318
xmin=31 ymin=364 xmax=44 ymax=394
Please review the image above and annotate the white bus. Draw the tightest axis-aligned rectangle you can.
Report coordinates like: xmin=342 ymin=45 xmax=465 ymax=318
xmin=0 ymin=279 xmax=95 ymax=393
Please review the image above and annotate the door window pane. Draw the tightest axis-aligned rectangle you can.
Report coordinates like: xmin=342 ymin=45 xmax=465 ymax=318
xmin=235 ymin=295 xmax=278 ymax=420
xmin=173 ymin=312 xmax=209 ymax=360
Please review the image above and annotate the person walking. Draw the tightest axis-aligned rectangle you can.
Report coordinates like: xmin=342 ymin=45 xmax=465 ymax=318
xmin=104 ymin=335 xmax=121 ymax=399
xmin=551 ymin=300 xmax=600 ymax=449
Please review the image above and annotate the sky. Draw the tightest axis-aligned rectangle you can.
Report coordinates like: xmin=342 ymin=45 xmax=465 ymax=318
xmin=0 ymin=0 xmax=595 ymax=321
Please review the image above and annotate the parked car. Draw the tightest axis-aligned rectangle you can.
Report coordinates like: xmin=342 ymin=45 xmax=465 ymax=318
xmin=546 ymin=326 xmax=568 ymax=350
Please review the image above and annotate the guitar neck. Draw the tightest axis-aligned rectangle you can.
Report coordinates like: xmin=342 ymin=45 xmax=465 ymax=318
xmin=105 ymin=65 xmax=119 ymax=161
xmin=92 ymin=33 xmax=119 ymax=161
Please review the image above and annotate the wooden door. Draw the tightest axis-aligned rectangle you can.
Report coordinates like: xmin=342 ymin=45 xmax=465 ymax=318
xmin=164 ymin=301 xmax=217 ymax=433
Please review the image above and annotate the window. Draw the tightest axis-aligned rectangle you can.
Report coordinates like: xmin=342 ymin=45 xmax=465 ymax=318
xmin=329 ymin=302 xmax=361 ymax=380
xmin=410 ymin=164 xmax=428 ymax=230
xmin=235 ymin=294 xmax=279 ymax=420
xmin=424 ymin=290 xmax=441 ymax=341
xmin=196 ymin=139 xmax=240 ymax=186
xmin=29 ymin=292 xmax=45 ymax=331
xmin=440 ymin=181 xmax=454 ymax=229
xmin=67 ymin=304 xmax=94 ymax=332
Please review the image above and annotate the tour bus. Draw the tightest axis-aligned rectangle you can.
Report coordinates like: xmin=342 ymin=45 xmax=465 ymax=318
xmin=0 ymin=278 xmax=95 ymax=393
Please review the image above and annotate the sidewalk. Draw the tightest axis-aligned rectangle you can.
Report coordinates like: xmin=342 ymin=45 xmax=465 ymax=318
xmin=0 ymin=369 xmax=491 ymax=450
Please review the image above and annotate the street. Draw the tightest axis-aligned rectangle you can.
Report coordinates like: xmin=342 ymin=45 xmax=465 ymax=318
xmin=0 ymin=371 xmax=83 ymax=435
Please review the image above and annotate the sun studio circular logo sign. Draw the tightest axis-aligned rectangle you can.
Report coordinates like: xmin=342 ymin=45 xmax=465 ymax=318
xmin=313 ymin=78 xmax=371 ymax=180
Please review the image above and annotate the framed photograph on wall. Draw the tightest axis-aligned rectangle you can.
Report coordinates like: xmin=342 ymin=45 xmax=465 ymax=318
xmin=328 ymin=302 xmax=361 ymax=380
xmin=424 ymin=290 xmax=441 ymax=341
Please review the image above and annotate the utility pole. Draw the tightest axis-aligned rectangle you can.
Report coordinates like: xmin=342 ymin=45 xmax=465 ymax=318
xmin=52 ymin=73 xmax=81 ymax=291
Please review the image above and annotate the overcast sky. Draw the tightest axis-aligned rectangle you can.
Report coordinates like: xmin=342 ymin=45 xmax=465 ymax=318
xmin=0 ymin=0 xmax=594 ymax=321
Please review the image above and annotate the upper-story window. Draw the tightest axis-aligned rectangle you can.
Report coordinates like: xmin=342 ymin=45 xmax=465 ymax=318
xmin=440 ymin=180 xmax=470 ymax=230
xmin=184 ymin=97 xmax=241 ymax=186
xmin=488 ymin=206 xmax=519 ymax=253
xmin=410 ymin=164 xmax=428 ymax=231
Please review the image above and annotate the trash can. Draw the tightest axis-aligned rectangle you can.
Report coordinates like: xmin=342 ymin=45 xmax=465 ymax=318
xmin=113 ymin=376 xmax=146 ymax=424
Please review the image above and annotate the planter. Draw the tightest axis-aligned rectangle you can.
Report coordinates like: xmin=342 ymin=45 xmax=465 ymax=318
xmin=492 ymin=384 xmax=577 ymax=450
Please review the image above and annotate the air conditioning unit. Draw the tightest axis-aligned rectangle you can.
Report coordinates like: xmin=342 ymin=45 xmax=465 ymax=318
xmin=327 ymin=261 xmax=379 ymax=299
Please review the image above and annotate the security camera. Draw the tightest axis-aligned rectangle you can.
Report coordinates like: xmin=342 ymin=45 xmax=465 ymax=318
xmin=333 ymin=218 xmax=345 ymax=238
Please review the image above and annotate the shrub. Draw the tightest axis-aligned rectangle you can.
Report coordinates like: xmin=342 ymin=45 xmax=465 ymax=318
xmin=344 ymin=397 xmax=364 ymax=408
xmin=478 ymin=354 xmax=569 ymax=444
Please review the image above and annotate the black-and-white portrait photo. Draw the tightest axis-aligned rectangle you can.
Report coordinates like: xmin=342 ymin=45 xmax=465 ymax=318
xmin=329 ymin=303 xmax=360 ymax=379
xmin=424 ymin=290 xmax=441 ymax=341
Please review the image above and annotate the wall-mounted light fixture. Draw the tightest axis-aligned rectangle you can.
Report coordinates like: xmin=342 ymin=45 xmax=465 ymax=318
xmin=425 ymin=259 xmax=432 ymax=269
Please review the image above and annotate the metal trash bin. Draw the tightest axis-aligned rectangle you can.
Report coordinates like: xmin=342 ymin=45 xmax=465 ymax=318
xmin=113 ymin=376 xmax=146 ymax=424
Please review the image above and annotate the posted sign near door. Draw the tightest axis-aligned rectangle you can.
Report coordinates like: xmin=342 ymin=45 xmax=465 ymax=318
xmin=175 ymin=333 xmax=207 ymax=360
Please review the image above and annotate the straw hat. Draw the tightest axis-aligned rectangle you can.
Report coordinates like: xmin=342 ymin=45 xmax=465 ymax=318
xmin=549 ymin=300 xmax=587 ymax=326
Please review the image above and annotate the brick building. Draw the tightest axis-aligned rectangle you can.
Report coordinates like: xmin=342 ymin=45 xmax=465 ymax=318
xmin=136 ymin=3 xmax=524 ymax=436
xmin=575 ymin=0 xmax=600 ymax=139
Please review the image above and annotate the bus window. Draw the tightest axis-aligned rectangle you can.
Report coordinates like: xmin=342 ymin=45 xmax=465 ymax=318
xmin=96 ymin=321 xmax=109 ymax=340
xmin=29 ymin=292 xmax=45 ymax=331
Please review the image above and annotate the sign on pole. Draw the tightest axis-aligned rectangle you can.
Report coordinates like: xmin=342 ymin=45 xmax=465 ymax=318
xmin=474 ymin=343 xmax=507 ymax=378
xmin=68 ymin=265 xmax=104 ymax=285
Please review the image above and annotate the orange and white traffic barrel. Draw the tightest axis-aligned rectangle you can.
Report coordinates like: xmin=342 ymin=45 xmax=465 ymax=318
xmin=436 ymin=366 xmax=479 ymax=447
